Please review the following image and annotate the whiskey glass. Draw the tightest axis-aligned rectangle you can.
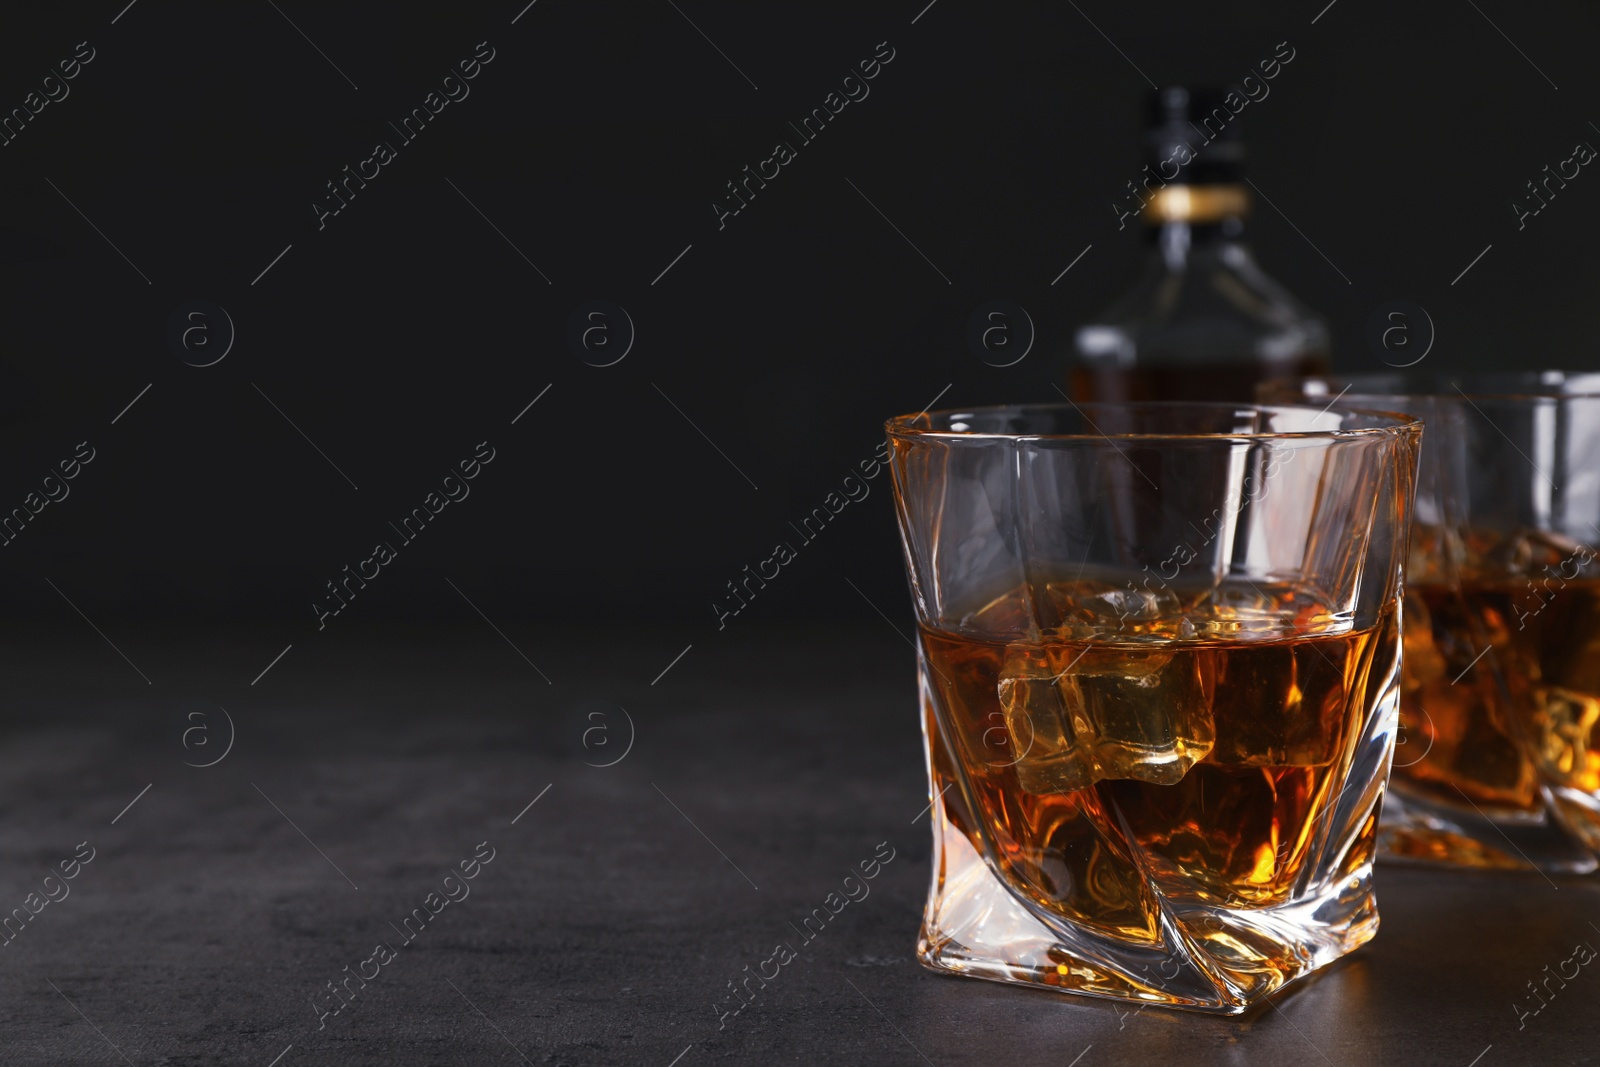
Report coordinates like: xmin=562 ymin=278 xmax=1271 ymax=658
xmin=1266 ymin=374 xmax=1600 ymax=874
xmin=886 ymin=402 xmax=1421 ymax=1014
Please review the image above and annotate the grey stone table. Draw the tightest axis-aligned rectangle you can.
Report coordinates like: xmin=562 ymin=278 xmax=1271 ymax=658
xmin=2 ymin=620 xmax=1596 ymax=1066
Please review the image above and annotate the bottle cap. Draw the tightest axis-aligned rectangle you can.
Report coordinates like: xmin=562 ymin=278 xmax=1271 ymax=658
xmin=1143 ymin=86 xmax=1245 ymax=186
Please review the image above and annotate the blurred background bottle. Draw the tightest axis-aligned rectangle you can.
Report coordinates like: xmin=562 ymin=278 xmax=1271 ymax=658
xmin=1071 ymin=86 xmax=1330 ymax=402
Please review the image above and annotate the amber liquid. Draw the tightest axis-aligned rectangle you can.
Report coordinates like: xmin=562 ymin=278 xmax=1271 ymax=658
xmin=1395 ymin=578 xmax=1600 ymax=811
xmin=1071 ymin=354 xmax=1328 ymax=404
xmin=921 ymin=582 xmax=1390 ymax=944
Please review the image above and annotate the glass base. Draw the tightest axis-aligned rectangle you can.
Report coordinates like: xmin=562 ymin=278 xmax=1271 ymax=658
xmin=916 ymin=762 xmax=1382 ymax=1016
xmin=1378 ymin=785 xmax=1599 ymax=874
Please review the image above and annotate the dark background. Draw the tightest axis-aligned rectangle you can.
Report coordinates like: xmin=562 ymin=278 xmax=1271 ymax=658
xmin=1 ymin=0 xmax=1595 ymax=638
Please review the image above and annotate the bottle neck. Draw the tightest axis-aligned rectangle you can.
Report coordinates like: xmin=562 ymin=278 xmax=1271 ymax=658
xmin=1145 ymin=216 xmax=1248 ymax=253
xmin=1139 ymin=182 xmax=1249 ymax=256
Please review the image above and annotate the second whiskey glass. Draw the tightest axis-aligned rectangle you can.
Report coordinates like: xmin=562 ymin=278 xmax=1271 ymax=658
xmin=1268 ymin=373 xmax=1600 ymax=873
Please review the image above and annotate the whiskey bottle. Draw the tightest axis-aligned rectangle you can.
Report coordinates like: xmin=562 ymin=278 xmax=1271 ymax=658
xmin=1071 ymin=86 xmax=1330 ymax=403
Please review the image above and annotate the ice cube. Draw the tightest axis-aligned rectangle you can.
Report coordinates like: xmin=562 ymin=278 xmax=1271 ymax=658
xmin=1492 ymin=527 xmax=1598 ymax=576
xmin=1204 ymin=581 xmax=1280 ymax=618
xmin=1063 ymin=647 xmax=1216 ymax=784
xmin=1531 ymin=685 xmax=1600 ymax=791
xmin=1182 ymin=579 xmax=1347 ymax=642
xmin=1071 ymin=646 xmax=1173 ymax=679
xmin=1061 ymin=585 xmax=1184 ymax=635
xmin=999 ymin=645 xmax=1097 ymax=794
xmin=999 ymin=642 xmax=1215 ymax=794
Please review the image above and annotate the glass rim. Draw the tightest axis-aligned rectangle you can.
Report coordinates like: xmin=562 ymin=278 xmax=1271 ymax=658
xmin=1279 ymin=371 xmax=1600 ymax=403
xmin=885 ymin=400 xmax=1422 ymax=443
